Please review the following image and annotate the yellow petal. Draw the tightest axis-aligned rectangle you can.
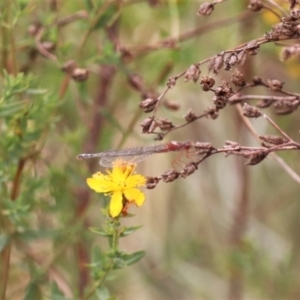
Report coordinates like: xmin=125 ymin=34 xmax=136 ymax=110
xmin=124 ymin=188 xmax=145 ymax=206
xmin=92 ymin=172 xmax=104 ymax=179
xmin=126 ymin=174 xmax=146 ymax=188
xmin=110 ymin=191 xmax=123 ymax=218
xmin=86 ymin=177 xmax=107 ymax=193
xmin=87 ymin=171 xmax=120 ymax=193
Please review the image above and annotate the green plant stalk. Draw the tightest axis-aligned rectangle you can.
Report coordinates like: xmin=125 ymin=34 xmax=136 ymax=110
xmin=84 ymin=218 xmax=121 ymax=300
xmin=84 ymin=260 xmax=114 ymax=300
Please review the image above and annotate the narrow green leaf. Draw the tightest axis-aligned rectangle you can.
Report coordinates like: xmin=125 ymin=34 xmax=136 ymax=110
xmin=0 ymin=101 xmax=26 ymax=117
xmin=89 ymin=227 xmax=112 ymax=237
xmin=120 ymin=226 xmax=142 ymax=237
xmin=112 ymin=251 xmax=145 ymax=269
xmin=96 ymin=286 xmax=110 ymax=300
xmin=26 ymin=88 xmax=48 ymax=95
xmin=122 ymin=251 xmax=145 ymax=266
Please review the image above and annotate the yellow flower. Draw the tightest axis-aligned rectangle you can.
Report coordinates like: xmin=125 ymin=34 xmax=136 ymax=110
xmin=86 ymin=160 xmax=146 ymax=218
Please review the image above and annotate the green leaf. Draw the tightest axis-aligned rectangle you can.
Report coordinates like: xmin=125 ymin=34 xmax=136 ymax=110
xmin=96 ymin=286 xmax=110 ymax=300
xmin=50 ymin=281 xmax=69 ymax=300
xmin=122 ymin=251 xmax=145 ymax=266
xmin=24 ymin=282 xmax=42 ymax=300
xmin=26 ymin=88 xmax=48 ymax=95
xmin=0 ymin=234 xmax=10 ymax=252
xmin=89 ymin=227 xmax=113 ymax=237
xmin=113 ymin=251 xmax=145 ymax=269
xmin=120 ymin=225 xmax=142 ymax=237
xmin=0 ymin=101 xmax=26 ymax=117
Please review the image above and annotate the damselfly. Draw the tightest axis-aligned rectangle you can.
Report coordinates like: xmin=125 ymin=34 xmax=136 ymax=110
xmin=77 ymin=141 xmax=193 ymax=167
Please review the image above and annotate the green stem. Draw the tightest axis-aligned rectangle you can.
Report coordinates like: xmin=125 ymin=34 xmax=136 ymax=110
xmin=84 ymin=260 xmax=114 ymax=300
xmin=84 ymin=218 xmax=121 ymax=300
xmin=111 ymin=218 xmax=120 ymax=251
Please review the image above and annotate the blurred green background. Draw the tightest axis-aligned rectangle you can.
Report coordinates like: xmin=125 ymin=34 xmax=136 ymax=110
xmin=1 ymin=0 xmax=300 ymax=299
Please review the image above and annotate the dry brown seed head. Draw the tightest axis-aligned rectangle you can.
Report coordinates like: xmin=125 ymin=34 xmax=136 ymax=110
xmin=139 ymin=98 xmax=158 ymax=113
xmin=161 ymin=170 xmax=179 ymax=182
xmin=256 ymin=98 xmax=274 ymax=108
xmin=205 ymin=107 xmax=219 ymax=119
xmin=193 ymin=142 xmax=214 ymax=154
xmin=208 ymin=54 xmax=224 ymax=75
xmin=217 ymin=80 xmax=233 ymax=97
xmin=267 ymin=79 xmax=284 ymax=91
xmin=264 ymin=29 xmax=280 ymax=41
xmin=274 ymin=100 xmax=299 ymax=114
xmin=197 ymin=3 xmax=214 ymax=16
xmin=181 ymin=162 xmax=197 ymax=178
xmin=184 ymin=109 xmax=197 ymax=122
xmin=224 ymin=140 xmax=241 ymax=151
xmin=259 ymin=135 xmax=289 ymax=145
xmin=72 ymin=68 xmax=89 ymax=81
xmin=200 ymin=76 xmax=215 ymax=91
xmin=213 ymin=54 xmax=224 ymax=74
xmin=246 ymin=152 xmax=268 ymax=165
xmin=242 ymin=103 xmax=262 ymax=118
xmin=167 ymin=76 xmax=177 ymax=88
xmin=248 ymin=0 xmax=263 ymax=12
xmin=146 ymin=177 xmax=160 ymax=189
xmin=231 ymin=69 xmax=246 ymax=87
xmin=61 ymin=60 xmax=77 ymax=74
xmin=252 ymin=76 xmax=262 ymax=85
xmin=295 ymin=24 xmax=300 ymax=35
xmin=245 ymin=41 xmax=260 ymax=55
xmin=278 ymin=24 xmax=296 ymax=38
xmin=140 ymin=117 xmax=156 ymax=133
xmin=289 ymin=0 xmax=297 ymax=10
xmin=155 ymin=118 xmax=174 ymax=131
xmin=213 ymin=96 xmax=227 ymax=109
xmin=224 ymin=53 xmax=238 ymax=70
xmin=184 ymin=64 xmax=201 ymax=83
